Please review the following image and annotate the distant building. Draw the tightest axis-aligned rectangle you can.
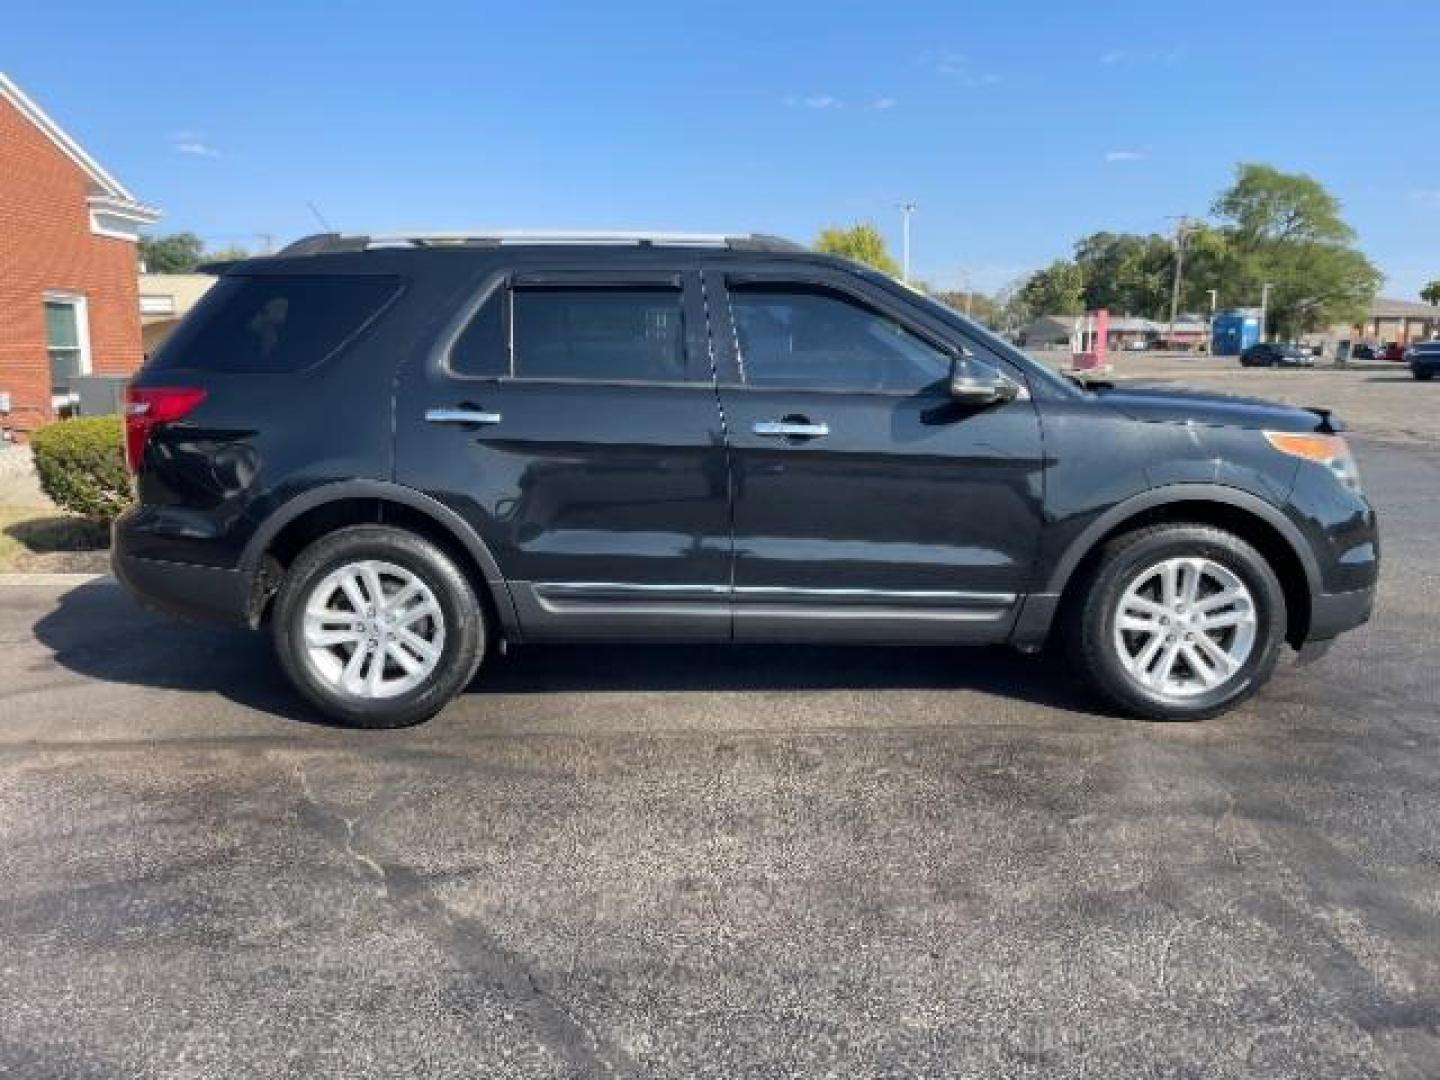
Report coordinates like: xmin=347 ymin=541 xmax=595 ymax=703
xmin=139 ymin=273 xmax=215 ymax=353
xmin=0 ymin=72 xmax=159 ymax=436
xmin=1354 ymin=297 xmax=1439 ymax=344
xmin=1019 ymin=314 xmax=1208 ymax=351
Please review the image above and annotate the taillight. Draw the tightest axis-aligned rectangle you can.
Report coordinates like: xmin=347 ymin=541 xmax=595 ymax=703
xmin=124 ymin=386 xmax=206 ymax=473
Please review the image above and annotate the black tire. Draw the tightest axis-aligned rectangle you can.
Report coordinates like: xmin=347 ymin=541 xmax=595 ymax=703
xmin=1066 ymin=523 xmax=1287 ymax=721
xmin=1415 ymin=369 xmax=1434 ymax=381
xmin=272 ymin=525 xmax=486 ymax=728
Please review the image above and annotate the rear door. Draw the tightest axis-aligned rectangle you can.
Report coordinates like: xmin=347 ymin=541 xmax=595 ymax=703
xmin=394 ymin=266 xmax=732 ymax=640
xmin=706 ymin=265 xmax=1046 ymax=642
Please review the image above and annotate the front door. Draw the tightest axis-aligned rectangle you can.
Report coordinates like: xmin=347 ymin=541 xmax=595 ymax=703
xmin=395 ymin=268 xmax=732 ymax=640
xmin=707 ymin=267 xmax=1045 ymax=642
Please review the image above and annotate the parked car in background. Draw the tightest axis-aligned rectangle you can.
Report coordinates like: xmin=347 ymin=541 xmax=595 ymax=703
xmin=1380 ymin=342 xmax=1407 ymax=362
xmin=113 ymin=229 xmax=1377 ymax=728
xmin=1350 ymin=343 xmax=1378 ymax=362
xmin=1240 ymin=342 xmax=1316 ymax=368
xmin=1407 ymin=341 xmax=1440 ymax=381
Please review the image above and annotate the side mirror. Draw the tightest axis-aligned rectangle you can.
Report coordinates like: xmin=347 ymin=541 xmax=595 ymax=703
xmin=948 ymin=350 xmax=1018 ymax=406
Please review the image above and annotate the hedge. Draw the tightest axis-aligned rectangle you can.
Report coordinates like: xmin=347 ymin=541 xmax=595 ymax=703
xmin=30 ymin=416 xmax=131 ymax=524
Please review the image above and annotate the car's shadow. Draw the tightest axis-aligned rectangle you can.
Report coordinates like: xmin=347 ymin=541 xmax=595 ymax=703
xmin=32 ymin=578 xmax=1104 ymax=725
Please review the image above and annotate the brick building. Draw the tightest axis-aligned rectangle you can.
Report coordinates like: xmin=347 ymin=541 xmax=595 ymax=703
xmin=0 ymin=72 xmax=159 ymax=438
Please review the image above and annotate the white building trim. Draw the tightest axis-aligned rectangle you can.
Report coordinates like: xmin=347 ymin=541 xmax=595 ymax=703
xmin=0 ymin=71 xmax=161 ymax=240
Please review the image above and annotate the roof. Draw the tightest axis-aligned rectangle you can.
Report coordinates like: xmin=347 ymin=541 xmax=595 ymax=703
xmin=1370 ymin=297 xmax=1440 ymax=319
xmin=0 ymin=71 xmax=159 ymax=230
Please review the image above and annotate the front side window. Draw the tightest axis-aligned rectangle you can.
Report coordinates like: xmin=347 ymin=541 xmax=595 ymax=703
xmin=44 ymin=296 xmax=89 ymax=395
xmin=729 ymin=284 xmax=950 ymax=392
xmin=511 ymin=287 xmax=687 ymax=382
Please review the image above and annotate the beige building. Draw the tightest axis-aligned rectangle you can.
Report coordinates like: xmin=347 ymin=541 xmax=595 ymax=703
xmin=138 ymin=273 xmax=215 ymax=352
xmin=1346 ymin=297 xmax=1440 ymax=345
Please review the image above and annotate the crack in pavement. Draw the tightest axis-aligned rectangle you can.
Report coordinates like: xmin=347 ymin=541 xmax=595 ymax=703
xmin=283 ymin=755 xmax=636 ymax=1079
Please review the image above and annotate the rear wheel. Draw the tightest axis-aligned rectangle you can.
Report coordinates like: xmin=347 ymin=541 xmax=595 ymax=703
xmin=273 ymin=525 xmax=485 ymax=727
xmin=1415 ymin=369 xmax=1434 ymax=381
xmin=1068 ymin=524 xmax=1287 ymax=721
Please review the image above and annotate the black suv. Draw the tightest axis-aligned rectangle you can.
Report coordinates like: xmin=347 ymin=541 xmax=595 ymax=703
xmin=114 ymin=231 xmax=1378 ymax=727
xmin=1240 ymin=342 xmax=1316 ymax=368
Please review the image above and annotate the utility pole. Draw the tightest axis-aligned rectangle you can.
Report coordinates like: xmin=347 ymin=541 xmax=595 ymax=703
xmin=898 ymin=202 xmax=916 ymax=283
xmin=1207 ymin=288 xmax=1218 ymax=354
xmin=1259 ymin=282 xmax=1273 ymax=343
xmin=1167 ymin=216 xmax=1196 ymax=349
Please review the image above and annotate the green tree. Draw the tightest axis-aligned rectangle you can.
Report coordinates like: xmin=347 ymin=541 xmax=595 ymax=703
xmin=1421 ymin=280 xmax=1440 ymax=306
xmin=814 ymin=222 xmax=901 ymax=276
xmin=933 ymin=289 xmax=1001 ymax=328
xmin=1015 ymin=259 xmax=1085 ymax=318
xmin=1211 ymin=163 xmax=1380 ymax=337
xmin=1212 ymin=162 xmax=1354 ymax=245
xmin=138 ymin=232 xmax=205 ymax=273
xmin=1071 ymin=231 xmax=1174 ymax=318
xmin=204 ymin=244 xmax=251 ymax=264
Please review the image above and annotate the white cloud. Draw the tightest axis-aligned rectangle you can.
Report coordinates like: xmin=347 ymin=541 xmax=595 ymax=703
xmin=870 ymin=97 xmax=897 ymax=111
xmin=173 ymin=141 xmax=221 ymax=158
xmin=1409 ymin=189 xmax=1440 ymax=206
xmin=928 ymin=49 xmax=1000 ymax=86
xmin=784 ymin=94 xmax=842 ymax=110
xmin=1104 ymin=150 xmax=1146 ymax=162
xmin=1100 ymin=47 xmax=1185 ymax=66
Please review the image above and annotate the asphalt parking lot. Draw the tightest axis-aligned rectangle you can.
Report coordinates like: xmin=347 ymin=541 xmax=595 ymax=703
xmin=1 ymin=360 xmax=1438 ymax=1078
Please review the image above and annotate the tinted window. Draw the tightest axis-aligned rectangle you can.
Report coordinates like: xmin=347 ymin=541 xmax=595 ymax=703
xmin=449 ymin=286 xmax=507 ymax=377
xmin=149 ymin=275 xmax=398 ymax=373
xmin=512 ymin=288 xmax=687 ymax=381
xmin=730 ymin=285 xmax=950 ymax=391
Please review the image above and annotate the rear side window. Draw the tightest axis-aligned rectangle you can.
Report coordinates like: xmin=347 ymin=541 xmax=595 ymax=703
xmin=511 ymin=287 xmax=687 ymax=382
xmin=148 ymin=275 xmax=399 ymax=374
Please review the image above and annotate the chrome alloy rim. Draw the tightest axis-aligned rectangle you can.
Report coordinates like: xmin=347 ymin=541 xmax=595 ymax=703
xmin=302 ymin=560 xmax=446 ymax=699
xmin=1113 ymin=557 xmax=1257 ymax=699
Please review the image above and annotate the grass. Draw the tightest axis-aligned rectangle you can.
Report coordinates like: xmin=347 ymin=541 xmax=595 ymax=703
xmin=0 ymin=505 xmax=110 ymax=573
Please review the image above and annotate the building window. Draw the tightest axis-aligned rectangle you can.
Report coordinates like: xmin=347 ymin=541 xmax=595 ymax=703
xmin=44 ymin=293 xmax=92 ymax=400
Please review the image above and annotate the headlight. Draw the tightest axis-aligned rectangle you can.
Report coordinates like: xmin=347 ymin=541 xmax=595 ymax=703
xmin=1264 ymin=431 xmax=1362 ymax=493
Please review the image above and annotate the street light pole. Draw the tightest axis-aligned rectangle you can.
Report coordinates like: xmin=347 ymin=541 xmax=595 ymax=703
xmin=898 ymin=202 xmax=916 ymax=283
xmin=1260 ymin=282 xmax=1273 ymax=343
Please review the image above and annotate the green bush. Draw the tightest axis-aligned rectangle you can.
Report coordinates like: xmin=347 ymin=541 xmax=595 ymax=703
xmin=30 ymin=416 xmax=131 ymax=524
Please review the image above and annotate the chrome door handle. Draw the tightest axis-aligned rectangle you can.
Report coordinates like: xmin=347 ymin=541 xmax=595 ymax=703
xmin=425 ymin=407 xmax=502 ymax=425
xmin=753 ymin=420 xmax=829 ymax=438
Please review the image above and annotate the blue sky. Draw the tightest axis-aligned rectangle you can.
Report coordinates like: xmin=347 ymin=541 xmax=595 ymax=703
xmin=6 ymin=0 xmax=1438 ymax=297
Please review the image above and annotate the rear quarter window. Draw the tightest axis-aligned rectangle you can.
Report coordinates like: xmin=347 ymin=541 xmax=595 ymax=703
xmin=148 ymin=274 xmax=400 ymax=374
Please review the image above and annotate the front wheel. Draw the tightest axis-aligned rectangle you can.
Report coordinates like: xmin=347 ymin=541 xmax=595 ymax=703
xmin=272 ymin=525 xmax=486 ymax=727
xmin=1068 ymin=524 xmax=1287 ymax=721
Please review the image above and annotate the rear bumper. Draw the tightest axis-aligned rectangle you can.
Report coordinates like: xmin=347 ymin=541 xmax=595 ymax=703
xmin=1307 ymin=585 xmax=1375 ymax=643
xmin=111 ymin=548 xmax=253 ymax=626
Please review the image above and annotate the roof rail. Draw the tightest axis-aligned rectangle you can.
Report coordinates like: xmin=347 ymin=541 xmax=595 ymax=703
xmin=277 ymin=230 xmax=808 ymax=257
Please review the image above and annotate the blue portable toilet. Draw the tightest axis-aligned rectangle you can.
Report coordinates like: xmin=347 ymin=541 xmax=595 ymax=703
xmin=1212 ymin=310 xmax=1261 ymax=356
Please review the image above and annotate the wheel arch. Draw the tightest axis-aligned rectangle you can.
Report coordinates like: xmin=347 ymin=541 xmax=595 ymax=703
xmin=240 ymin=480 xmax=520 ymax=635
xmin=1045 ymin=485 xmax=1320 ymax=648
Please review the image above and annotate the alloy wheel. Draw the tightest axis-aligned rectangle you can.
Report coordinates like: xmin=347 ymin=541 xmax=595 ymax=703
xmin=1112 ymin=556 xmax=1257 ymax=698
xmin=301 ymin=559 xmax=446 ymax=699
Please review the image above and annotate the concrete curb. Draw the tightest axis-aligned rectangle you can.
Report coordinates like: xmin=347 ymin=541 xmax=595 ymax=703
xmin=0 ymin=572 xmax=108 ymax=583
